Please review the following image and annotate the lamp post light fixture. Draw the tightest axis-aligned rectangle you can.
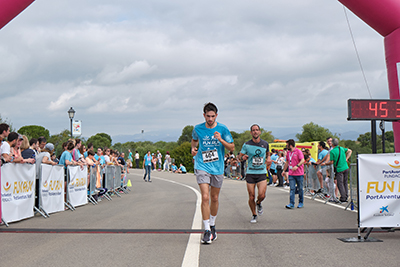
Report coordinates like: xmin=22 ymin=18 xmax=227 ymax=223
xmin=68 ymin=107 xmax=75 ymax=138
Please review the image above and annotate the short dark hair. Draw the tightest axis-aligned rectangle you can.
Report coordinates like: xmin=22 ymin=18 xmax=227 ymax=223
xmin=29 ymin=138 xmax=38 ymax=146
xmin=286 ymin=139 xmax=295 ymax=148
xmin=8 ymin=132 xmax=18 ymax=142
xmin=203 ymin=102 xmax=218 ymax=114
xmin=88 ymin=150 xmax=95 ymax=156
xmin=318 ymin=141 xmax=327 ymax=149
xmin=0 ymin=123 xmax=9 ymax=134
xmin=87 ymin=143 xmax=93 ymax=149
xmin=250 ymin=124 xmax=260 ymax=131
xmin=67 ymin=141 xmax=75 ymax=151
xmin=38 ymin=136 xmax=47 ymax=144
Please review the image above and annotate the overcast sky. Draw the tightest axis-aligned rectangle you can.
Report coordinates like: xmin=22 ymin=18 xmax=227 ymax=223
xmin=0 ymin=0 xmax=392 ymax=141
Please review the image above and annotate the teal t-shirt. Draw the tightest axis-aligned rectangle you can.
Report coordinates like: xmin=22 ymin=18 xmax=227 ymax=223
xmin=240 ymin=139 xmax=269 ymax=174
xmin=192 ymin=122 xmax=233 ymax=175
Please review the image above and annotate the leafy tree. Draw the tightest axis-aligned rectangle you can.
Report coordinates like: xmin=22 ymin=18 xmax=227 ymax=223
xmin=170 ymin=141 xmax=194 ymax=172
xmin=18 ymin=125 xmax=50 ymax=140
xmin=178 ymin=125 xmax=194 ymax=145
xmin=357 ymin=132 xmax=371 ymax=147
xmin=87 ymin=133 xmax=112 ymax=150
xmin=97 ymin=133 xmax=112 ymax=143
xmin=48 ymin=129 xmax=70 ymax=157
xmin=296 ymin=122 xmax=336 ymax=142
xmin=385 ymin=131 xmax=394 ymax=142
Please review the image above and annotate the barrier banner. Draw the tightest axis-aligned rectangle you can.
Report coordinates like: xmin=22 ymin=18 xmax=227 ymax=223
xmin=0 ymin=166 xmax=2 ymax=223
xmin=67 ymin=166 xmax=88 ymax=207
xmin=40 ymin=164 xmax=64 ymax=214
xmin=1 ymin=163 xmax=35 ymax=223
xmin=358 ymin=153 xmax=400 ymax=227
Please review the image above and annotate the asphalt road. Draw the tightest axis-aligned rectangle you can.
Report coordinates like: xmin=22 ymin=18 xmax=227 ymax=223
xmin=1 ymin=168 xmax=399 ymax=267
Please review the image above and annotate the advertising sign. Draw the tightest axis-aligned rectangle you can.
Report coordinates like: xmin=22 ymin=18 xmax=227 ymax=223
xmin=358 ymin=154 xmax=400 ymax=227
xmin=67 ymin=166 xmax=88 ymax=207
xmin=40 ymin=164 xmax=64 ymax=214
xmin=1 ymin=164 xmax=35 ymax=223
xmin=72 ymin=120 xmax=81 ymax=136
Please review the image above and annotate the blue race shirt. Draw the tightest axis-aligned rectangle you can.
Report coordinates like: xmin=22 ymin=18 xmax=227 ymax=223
xmin=144 ymin=154 xmax=152 ymax=166
xmin=192 ymin=122 xmax=233 ymax=175
xmin=59 ymin=150 xmax=72 ymax=169
xmin=240 ymin=139 xmax=269 ymax=174
xmin=318 ymin=149 xmax=329 ymax=160
xmin=270 ymin=153 xmax=278 ymax=170
xmin=180 ymin=165 xmax=187 ymax=172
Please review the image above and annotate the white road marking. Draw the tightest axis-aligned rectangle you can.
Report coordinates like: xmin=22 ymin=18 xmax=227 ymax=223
xmin=151 ymin=176 xmax=202 ymax=267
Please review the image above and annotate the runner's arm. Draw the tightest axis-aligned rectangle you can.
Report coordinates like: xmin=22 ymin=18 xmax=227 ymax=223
xmin=191 ymin=139 xmax=199 ymax=156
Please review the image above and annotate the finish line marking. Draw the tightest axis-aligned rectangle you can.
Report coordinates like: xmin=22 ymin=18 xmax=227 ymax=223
xmin=0 ymin=228 xmax=366 ymax=234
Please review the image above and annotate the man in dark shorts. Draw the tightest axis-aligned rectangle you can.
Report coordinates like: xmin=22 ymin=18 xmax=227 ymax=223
xmin=238 ymin=124 xmax=271 ymax=223
xmin=192 ymin=102 xmax=235 ymax=244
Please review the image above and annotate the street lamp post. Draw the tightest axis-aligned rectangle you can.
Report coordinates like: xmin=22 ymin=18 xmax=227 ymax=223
xmin=68 ymin=107 xmax=75 ymax=138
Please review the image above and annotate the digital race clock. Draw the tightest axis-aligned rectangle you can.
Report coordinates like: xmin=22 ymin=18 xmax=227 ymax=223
xmin=347 ymin=99 xmax=400 ymax=121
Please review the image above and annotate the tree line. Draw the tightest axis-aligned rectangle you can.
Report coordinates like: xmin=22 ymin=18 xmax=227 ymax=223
xmin=1 ymin=114 xmax=395 ymax=172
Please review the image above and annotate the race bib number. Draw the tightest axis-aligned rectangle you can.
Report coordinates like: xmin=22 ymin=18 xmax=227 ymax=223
xmin=252 ymin=157 xmax=263 ymax=166
xmin=202 ymin=149 xmax=219 ymax=163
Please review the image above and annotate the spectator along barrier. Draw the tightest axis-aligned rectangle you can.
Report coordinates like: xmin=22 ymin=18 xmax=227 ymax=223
xmin=304 ymin=163 xmax=358 ymax=208
xmin=1 ymin=163 xmax=129 ymax=226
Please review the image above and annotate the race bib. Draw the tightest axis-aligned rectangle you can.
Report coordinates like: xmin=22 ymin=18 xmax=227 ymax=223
xmin=202 ymin=149 xmax=219 ymax=163
xmin=252 ymin=157 xmax=263 ymax=166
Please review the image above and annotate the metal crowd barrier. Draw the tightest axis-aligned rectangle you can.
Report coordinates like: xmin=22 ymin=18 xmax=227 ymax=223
xmin=88 ymin=166 xmax=98 ymax=205
xmin=304 ymin=162 xmax=357 ymax=207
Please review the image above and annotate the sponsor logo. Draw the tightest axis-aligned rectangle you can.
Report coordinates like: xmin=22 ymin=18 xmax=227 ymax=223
xmin=70 ymin=178 xmax=86 ymax=187
xmin=43 ymin=181 xmax=48 ymax=188
xmin=3 ymin=182 xmax=11 ymax=192
xmin=388 ymin=160 xmax=400 ymax=169
xmin=202 ymin=135 xmax=220 ymax=147
xmin=13 ymin=181 xmax=34 ymax=194
xmin=373 ymin=205 xmax=394 ymax=217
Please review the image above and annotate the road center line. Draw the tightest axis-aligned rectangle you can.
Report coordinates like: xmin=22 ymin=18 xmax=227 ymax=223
xmin=150 ymin=175 xmax=202 ymax=267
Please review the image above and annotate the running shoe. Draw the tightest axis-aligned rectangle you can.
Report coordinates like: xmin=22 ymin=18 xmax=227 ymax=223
xmin=201 ymin=230 xmax=212 ymax=244
xmin=285 ymin=203 xmax=295 ymax=209
xmin=297 ymin=203 xmax=304 ymax=208
xmin=210 ymin=226 xmax=217 ymax=241
xmin=250 ymin=215 xmax=257 ymax=223
xmin=257 ymin=203 xmax=264 ymax=215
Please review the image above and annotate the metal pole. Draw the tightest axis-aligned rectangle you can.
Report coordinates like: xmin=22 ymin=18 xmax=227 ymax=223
xmin=371 ymin=120 xmax=377 ymax=154
xmin=70 ymin=118 xmax=73 ymax=138
xmin=379 ymin=121 xmax=385 ymax=153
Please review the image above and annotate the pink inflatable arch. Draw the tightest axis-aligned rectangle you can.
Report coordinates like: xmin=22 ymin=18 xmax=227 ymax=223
xmin=1 ymin=0 xmax=399 ymax=151
xmin=0 ymin=0 xmax=35 ymax=30
xmin=339 ymin=0 xmax=400 ymax=152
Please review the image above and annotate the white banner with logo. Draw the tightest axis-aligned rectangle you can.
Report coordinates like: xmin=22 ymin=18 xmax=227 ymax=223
xmin=40 ymin=164 xmax=64 ymax=214
xmin=73 ymin=120 xmax=81 ymax=136
xmin=1 ymin=164 xmax=35 ymax=223
xmin=67 ymin=166 xmax=88 ymax=207
xmin=358 ymin=153 xmax=400 ymax=227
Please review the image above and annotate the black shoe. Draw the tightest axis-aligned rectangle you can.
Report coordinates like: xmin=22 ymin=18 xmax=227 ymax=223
xmin=201 ymin=230 xmax=212 ymax=244
xmin=257 ymin=203 xmax=263 ymax=215
xmin=210 ymin=226 xmax=217 ymax=241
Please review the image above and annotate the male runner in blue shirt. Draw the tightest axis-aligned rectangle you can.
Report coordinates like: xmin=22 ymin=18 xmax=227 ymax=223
xmin=191 ymin=102 xmax=234 ymax=244
xmin=239 ymin=124 xmax=271 ymax=223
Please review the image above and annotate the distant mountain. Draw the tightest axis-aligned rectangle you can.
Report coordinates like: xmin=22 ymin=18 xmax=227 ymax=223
xmin=112 ymin=131 xmax=180 ymax=144
xmin=338 ymin=131 xmax=360 ymax=141
xmin=111 ymin=129 xmax=362 ymax=144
